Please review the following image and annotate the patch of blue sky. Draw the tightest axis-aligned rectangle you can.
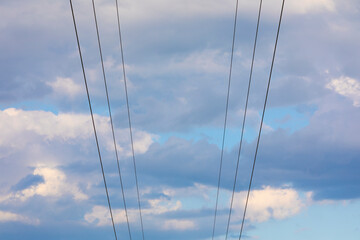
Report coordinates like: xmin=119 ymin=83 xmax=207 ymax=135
xmin=246 ymin=199 xmax=360 ymax=240
xmin=264 ymin=105 xmax=317 ymax=133
xmin=179 ymin=196 xmax=211 ymax=210
xmin=157 ymin=105 xmax=317 ymax=149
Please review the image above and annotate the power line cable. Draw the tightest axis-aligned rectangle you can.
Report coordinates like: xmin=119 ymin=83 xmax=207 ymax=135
xmin=211 ymin=0 xmax=239 ymax=239
xmin=91 ymin=0 xmax=133 ymax=238
xmin=239 ymin=0 xmax=286 ymax=239
xmin=224 ymin=0 xmax=263 ymax=239
xmin=114 ymin=1 xmax=146 ymax=239
xmin=69 ymin=1 xmax=118 ymax=239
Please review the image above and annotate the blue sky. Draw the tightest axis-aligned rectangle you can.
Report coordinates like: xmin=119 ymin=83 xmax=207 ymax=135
xmin=1 ymin=0 xmax=360 ymax=239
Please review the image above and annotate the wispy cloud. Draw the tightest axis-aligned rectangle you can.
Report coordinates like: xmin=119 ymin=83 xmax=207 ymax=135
xmin=0 ymin=210 xmax=39 ymax=225
xmin=47 ymin=77 xmax=83 ymax=99
xmin=163 ymin=219 xmax=197 ymax=231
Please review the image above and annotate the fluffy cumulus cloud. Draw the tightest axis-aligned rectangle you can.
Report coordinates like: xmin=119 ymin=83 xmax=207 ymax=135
xmin=84 ymin=195 xmax=183 ymax=227
xmin=84 ymin=184 xmax=308 ymax=231
xmin=326 ymin=76 xmax=360 ymax=107
xmin=0 ymin=108 xmax=93 ymax=144
xmin=1 ymin=167 xmax=87 ymax=202
xmin=164 ymin=184 xmax=308 ymax=224
xmin=233 ymin=186 xmax=307 ymax=223
xmin=0 ymin=107 xmax=157 ymax=236
xmin=0 ymin=108 xmax=155 ymax=155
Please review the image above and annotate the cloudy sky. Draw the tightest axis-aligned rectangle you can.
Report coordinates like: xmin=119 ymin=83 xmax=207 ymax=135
xmin=1 ymin=0 xmax=359 ymax=239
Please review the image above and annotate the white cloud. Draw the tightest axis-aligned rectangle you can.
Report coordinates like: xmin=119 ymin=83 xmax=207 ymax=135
xmin=0 ymin=108 xmax=93 ymax=145
xmin=0 ymin=108 xmax=156 ymax=156
xmin=84 ymin=206 xmax=122 ymax=226
xmin=162 ymin=184 xmax=307 ymax=223
xmin=232 ymin=186 xmax=305 ymax=223
xmin=84 ymin=196 xmax=182 ymax=226
xmin=163 ymin=219 xmax=197 ymax=231
xmin=3 ymin=167 xmax=87 ymax=202
xmin=0 ymin=210 xmax=40 ymax=225
xmin=326 ymin=76 xmax=360 ymax=107
xmin=132 ymin=130 xmax=156 ymax=156
xmin=160 ymin=183 xmax=307 ymax=222
xmin=47 ymin=77 xmax=83 ymax=98
xmin=143 ymin=197 xmax=182 ymax=215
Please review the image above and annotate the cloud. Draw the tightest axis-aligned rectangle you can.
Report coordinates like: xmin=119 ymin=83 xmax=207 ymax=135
xmin=169 ymin=49 xmax=229 ymax=74
xmin=326 ymin=76 xmax=360 ymax=107
xmin=47 ymin=77 xmax=83 ymax=98
xmin=268 ymin=0 xmax=335 ymax=15
xmin=84 ymin=205 xmax=123 ymax=226
xmin=84 ymin=196 xmax=182 ymax=226
xmin=132 ymin=130 xmax=157 ymax=156
xmin=2 ymin=167 xmax=88 ymax=202
xmin=253 ymin=101 xmax=360 ymax=200
xmin=0 ymin=210 xmax=40 ymax=225
xmin=0 ymin=108 xmax=93 ymax=144
xmin=11 ymin=174 xmax=44 ymax=191
xmin=161 ymin=184 xmax=307 ymax=224
xmin=0 ymin=108 xmax=155 ymax=156
xmin=163 ymin=219 xmax=197 ymax=231
xmin=232 ymin=186 xmax=306 ymax=223
xmin=294 ymin=0 xmax=336 ymax=13
xmin=107 ymin=0 xmax=337 ymax=25
xmin=0 ymin=0 xmax=359 ymax=239
xmin=144 ymin=197 xmax=182 ymax=215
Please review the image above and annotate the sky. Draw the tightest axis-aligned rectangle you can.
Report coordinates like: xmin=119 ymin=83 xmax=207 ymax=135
xmin=0 ymin=0 xmax=359 ymax=239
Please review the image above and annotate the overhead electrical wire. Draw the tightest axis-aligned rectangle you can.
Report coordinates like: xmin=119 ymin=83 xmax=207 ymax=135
xmin=239 ymin=0 xmax=286 ymax=239
xmin=224 ymin=0 xmax=263 ymax=239
xmin=114 ymin=1 xmax=146 ymax=239
xmin=71 ymin=0 xmax=285 ymax=239
xmin=211 ymin=0 xmax=239 ymax=239
xmin=91 ymin=0 xmax=133 ymax=239
xmin=69 ymin=0 xmax=118 ymax=239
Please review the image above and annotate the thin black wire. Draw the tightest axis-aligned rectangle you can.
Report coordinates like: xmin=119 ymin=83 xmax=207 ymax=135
xmin=114 ymin=1 xmax=145 ymax=239
xmin=69 ymin=1 xmax=118 ymax=239
xmin=91 ymin=0 xmax=133 ymax=239
xmin=224 ymin=0 xmax=263 ymax=239
xmin=239 ymin=0 xmax=286 ymax=239
xmin=211 ymin=0 xmax=239 ymax=239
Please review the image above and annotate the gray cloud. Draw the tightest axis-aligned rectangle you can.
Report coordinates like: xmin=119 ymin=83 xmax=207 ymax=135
xmin=1 ymin=0 xmax=360 ymax=239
